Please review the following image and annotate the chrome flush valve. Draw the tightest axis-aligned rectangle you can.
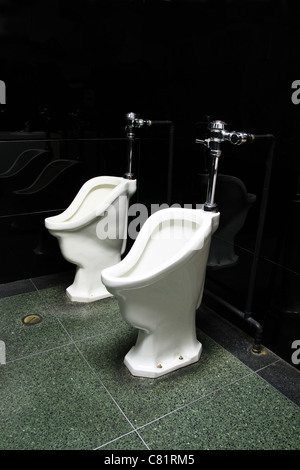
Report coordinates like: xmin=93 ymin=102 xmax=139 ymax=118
xmin=124 ymin=112 xmax=152 ymax=180
xmin=196 ymin=120 xmax=254 ymax=149
xmin=125 ymin=112 xmax=152 ymax=135
xmin=196 ymin=120 xmax=254 ymax=212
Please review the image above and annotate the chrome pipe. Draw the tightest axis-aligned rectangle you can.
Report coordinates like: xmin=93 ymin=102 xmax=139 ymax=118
xmin=196 ymin=120 xmax=254 ymax=211
xmin=123 ymin=112 xmax=151 ymax=179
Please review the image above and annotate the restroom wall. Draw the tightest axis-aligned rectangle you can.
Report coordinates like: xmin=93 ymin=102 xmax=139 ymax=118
xmin=0 ymin=0 xmax=299 ymax=368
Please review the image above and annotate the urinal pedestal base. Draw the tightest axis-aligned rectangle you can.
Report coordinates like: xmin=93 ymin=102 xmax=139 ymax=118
xmin=66 ymin=286 xmax=113 ymax=303
xmin=124 ymin=342 xmax=202 ymax=378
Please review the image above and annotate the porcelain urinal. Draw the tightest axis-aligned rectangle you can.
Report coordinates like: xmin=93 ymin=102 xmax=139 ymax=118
xmin=45 ymin=176 xmax=136 ymax=302
xmin=101 ymin=207 xmax=219 ymax=377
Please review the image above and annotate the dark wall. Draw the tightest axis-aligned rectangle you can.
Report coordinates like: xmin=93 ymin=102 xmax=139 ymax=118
xmin=2 ymin=0 xmax=300 ymax=134
xmin=0 ymin=0 xmax=299 ymax=368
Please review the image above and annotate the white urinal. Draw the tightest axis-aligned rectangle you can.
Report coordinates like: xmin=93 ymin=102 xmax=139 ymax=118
xmin=45 ymin=176 xmax=136 ymax=303
xmin=101 ymin=207 xmax=219 ymax=377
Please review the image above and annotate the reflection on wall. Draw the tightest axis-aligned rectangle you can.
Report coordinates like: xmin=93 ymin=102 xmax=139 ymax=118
xmin=197 ymin=173 xmax=256 ymax=270
xmin=0 ymin=132 xmax=171 ymax=283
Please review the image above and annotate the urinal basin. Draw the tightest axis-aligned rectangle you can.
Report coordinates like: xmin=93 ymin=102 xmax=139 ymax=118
xmin=45 ymin=175 xmax=137 ymax=302
xmin=103 ymin=208 xmax=219 ymax=287
xmin=45 ymin=175 xmax=136 ymax=235
xmin=102 ymin=207 xmax=219 ymax=377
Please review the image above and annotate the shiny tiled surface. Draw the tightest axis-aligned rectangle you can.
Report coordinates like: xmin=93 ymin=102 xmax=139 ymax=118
xmin=0 ymin=272 xmax=299 ymax=450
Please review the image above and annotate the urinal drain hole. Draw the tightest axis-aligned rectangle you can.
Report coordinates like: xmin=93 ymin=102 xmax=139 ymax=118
xmin=22 ymin=314 xmax=43 ymax=325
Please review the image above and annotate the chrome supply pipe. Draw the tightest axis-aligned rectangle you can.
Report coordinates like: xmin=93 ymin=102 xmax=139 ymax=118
xmin=123 ymin=112 xmax=151 ymax=180
xmin=196 ymin=120 xmax=254 ymax=212
xmin=123 ymin=112 xmax=175 ymax=203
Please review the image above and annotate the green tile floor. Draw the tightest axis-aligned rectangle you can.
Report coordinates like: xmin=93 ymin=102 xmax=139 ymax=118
xmin=0 ymin=273 xmax=299 ymax=450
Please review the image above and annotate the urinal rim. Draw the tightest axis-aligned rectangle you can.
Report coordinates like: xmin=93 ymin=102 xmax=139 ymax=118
xmin=102 ymin=208 xmax=219 ymax=288
xmin=45 ymin=176 xmax=136 ymax=231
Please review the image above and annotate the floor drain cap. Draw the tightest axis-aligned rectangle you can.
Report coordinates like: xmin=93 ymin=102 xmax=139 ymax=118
xmin=22 ymin=314 xmax=43 ymax=325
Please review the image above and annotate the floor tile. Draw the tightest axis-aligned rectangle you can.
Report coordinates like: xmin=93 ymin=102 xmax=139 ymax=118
xmin=0 ymin=344 xmax=133 ymax=450
xmin=0 ymin=276 xmax=299 ymax=451
xmin=0 ymin=291 xmax=71 ymax=362
xmin=39 ymin=286 xmax=123 ymax=341
xmin=138 ymin=374 xmax=300 ymax=450
xmin=76 ymin=325 xmax=254 ymax=428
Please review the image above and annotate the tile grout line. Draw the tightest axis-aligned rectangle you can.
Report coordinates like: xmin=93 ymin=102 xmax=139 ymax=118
xmin=130 ymin=363 xmax=300 ymax=441
xmin=253 ymin=360 xmax=300 ymax=410
xmin=30 ymin=278 xmax=149 ymax=450
xmin=93 ymin=429 xmax=141 ymax=450
xmin=95 ymin=368 xmax=262 ymax=450
xmin=30 ymin=278 xmax=300 ymax=388
xmin=29 ymin=278 xmax=300 ymax=448
xmin=207 ymin=334 xmax=300 ymax=408
xmin=26 ymin=280 xmax=274 ymax=447
xmin=130 ymin=370 xmax=259 ymax=436
xmin=3 ymin=341 xmax=75 ymax=365
xmin=73 ymin=342 xmax=151 ymax=451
